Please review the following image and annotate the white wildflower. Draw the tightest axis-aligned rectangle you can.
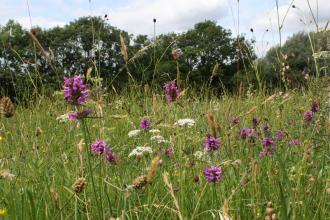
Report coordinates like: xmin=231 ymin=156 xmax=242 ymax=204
xmin=149 ymin=129 xmax=161 ymax=134
xmin=0 ymin=169 xmax=15 ymax=181
xmin=56 ymin=114 xmax=69 ymax=123
xmin=194 ymin=151 xmax=206 ymax=160
xmin=128 ymin=146 xmax=153 ymax=157
xmin=128 ymin=129 xmax=141 ymax=137
xmin=150 ymin=135 xmax=168 ymax=143
xmin=174 ymin=118 xmax=196 ymax=127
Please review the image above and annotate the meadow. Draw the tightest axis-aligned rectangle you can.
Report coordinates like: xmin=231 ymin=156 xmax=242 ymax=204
xmin=0 ymin=77 xmax=329 ymax=219
xmin=1 ymin=1 xmax=330 ymax=218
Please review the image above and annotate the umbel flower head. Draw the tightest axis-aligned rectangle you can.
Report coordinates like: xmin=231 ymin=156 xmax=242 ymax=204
xmin=203 ymin=166 xmax=222 ymax=183
xmin=63 ymin=75 xmax=89 ymax=105
xmin=204 ymin=134 xmax=221 ymax=152
xmin=163 ymin=81 xmax=180 ymax=102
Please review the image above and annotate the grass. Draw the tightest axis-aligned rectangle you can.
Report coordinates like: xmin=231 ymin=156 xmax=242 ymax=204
xmin=0 ymin=79 xmax=329 ymax=219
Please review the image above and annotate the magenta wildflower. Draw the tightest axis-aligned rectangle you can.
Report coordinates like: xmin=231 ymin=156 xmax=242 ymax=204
xmin=140 ymin=118 xmax=151 ymax=130
xmin=91 ymin=139 xmax=108 ymax=155
xmin=164 ymin=147 xmax=174 ymax=157
xmin=311 ymin=100 xmax=320 ymax=113
xmin=104 ymin=145 xmax=118 ymax=164
xmin=259 ymin=137 xmax=275 ymax=157
xmin=203 ymin=166 xmax=222 ymax=183
xmin=163 ymin=81 xmax=180 ymax=102
xmin=63 ymin=75 xmax=89 ymax=105
xmin=240 ymin=128 xmax=254 ymax=139
xmin=275 ymin=130 xmax=286 ymax=140
xmin=303 ymin=111 xmax=313 ymax=123
xmin=204 ymin=134 xmax=221 ymax=151
xmin=289 ymin=139 xmax=300 ymax=146
xmin=68 ymin=109 xmax=92 ymax=121
xmin=261 ymin=124 xmax=271 ymax=132
xmin=232 ymin=117 xmax=240 ymax=125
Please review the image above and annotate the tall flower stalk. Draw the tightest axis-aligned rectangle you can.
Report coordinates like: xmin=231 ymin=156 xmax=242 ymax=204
xmin=63 ymin=75 xmax=103 ymax=219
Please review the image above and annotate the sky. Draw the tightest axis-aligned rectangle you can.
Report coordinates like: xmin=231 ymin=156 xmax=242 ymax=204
xmin=0 ymin=0 xmax=329 ymax=56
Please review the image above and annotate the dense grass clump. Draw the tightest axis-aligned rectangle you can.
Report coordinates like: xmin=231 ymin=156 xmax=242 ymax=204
xmin=0 ymin=79 xmax=329 ymax=219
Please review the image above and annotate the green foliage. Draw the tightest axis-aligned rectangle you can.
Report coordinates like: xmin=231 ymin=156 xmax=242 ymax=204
xmin=0 ymin=80 xmax=329 ymax=219
xmin=262 ymin=31 xmax=330 ymax=88
xmin=0 ymin=18 xmax=256 ymax=100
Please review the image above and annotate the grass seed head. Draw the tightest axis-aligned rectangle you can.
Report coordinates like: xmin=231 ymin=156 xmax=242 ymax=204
xmin=72 ymin=177 xmax=86 ymax=193
xmin=35 ymin=127 xmax=43 ymax=137
xmin=0 ymin=97 xmax=15 ymax=118
xmin=132 ymin=175 xmax=147 ymax=189
xmin=207 ymin=110 xmax=220 ymax=137
xmin=147 ymin=156 xmax=160 ymax=183
xmin=50 ymin=188 xmax=59 ymax=209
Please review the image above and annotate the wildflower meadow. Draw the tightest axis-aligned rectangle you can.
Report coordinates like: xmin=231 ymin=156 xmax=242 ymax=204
xmin=0 ymin=0 xmax=330 ymax=219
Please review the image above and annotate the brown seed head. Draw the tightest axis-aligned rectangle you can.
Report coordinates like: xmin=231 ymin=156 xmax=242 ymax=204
xmin=72 ymin=177 xmax=86 ymax=193
xmin=0 ymin=97 xmax=15 ymax=118
xmin=35 ymin=127 xmax=42 ymax=137
xmin=132 ymin=175 xmax=147 ymax=189
xmin=207 ymin=110 xmax=220 ymax=137
xmin=50 ymin=188 xmax=59 ymax=209
xmin=146 ymin=156 xmax=159 ymax=183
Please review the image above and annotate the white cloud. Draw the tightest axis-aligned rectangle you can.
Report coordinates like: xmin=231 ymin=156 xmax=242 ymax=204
xmin=90 ymin=0 xmax=229 ymax=36
xmin=16 ymin=17 xmax=66 ymax=29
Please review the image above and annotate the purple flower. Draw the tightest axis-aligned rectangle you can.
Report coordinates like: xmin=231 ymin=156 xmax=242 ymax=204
xmin=91 ymin=139 xmax=108 ymax=155
xmin=203 ymin=166 xmax=222 ymax=183
xmin=164 ymin=147 xmax=174 ymax=157
xmin=240 ymin=128 xmax=254 ymax=139
xmin=68 ymin=109 xmax=92 ymax=121
xmin=311 ymin=101 xmax=320 ymax=113
xmin=140 ymin=118 xmax=151 ymax=130
xmin=259 ymin=137 xmax=275 ymax=157
xmin=261 ymin=124 xmax=271 ymax=132
xmin=289 ymin=139 xmax=300 ymax=146
xmin=204 ymin=134 xmax=221 ymax=151
xmin=275 ymin=130 xmax=286 ymax=140
xmin=303 ymin=111 xmax=313 ymax=123
xmin=63 ymin=75 xmax=89 ymax=105
xmin=104 ymin=145 xmax=118 ymax=164
xmin=232 ymin=117 xmax=240 ymax=125
xmin=163 ymin=81 xmax=180 ymax=103
xmin=262 ymin=137 xmax=275 ymax=147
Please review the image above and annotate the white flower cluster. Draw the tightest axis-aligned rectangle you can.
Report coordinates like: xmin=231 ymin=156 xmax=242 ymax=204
xmin=128 ymin=146 xmax=153 ymax=157
xmin=56 ymin=114 xmax=69 ymax=123
xmin=128 ymin=129 xmax=141 ymax=137
xmin=174 ymin=118 xmax=196 ymax=127
xmin=150 ymin=135 xmax=170 ymax=143
xmin=128 ymin=129 xmax=161 ymax=137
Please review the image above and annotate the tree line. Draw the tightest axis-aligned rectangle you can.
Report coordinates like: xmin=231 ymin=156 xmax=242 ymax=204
xmin=0 ymin=16 xmax=328 ymax=100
